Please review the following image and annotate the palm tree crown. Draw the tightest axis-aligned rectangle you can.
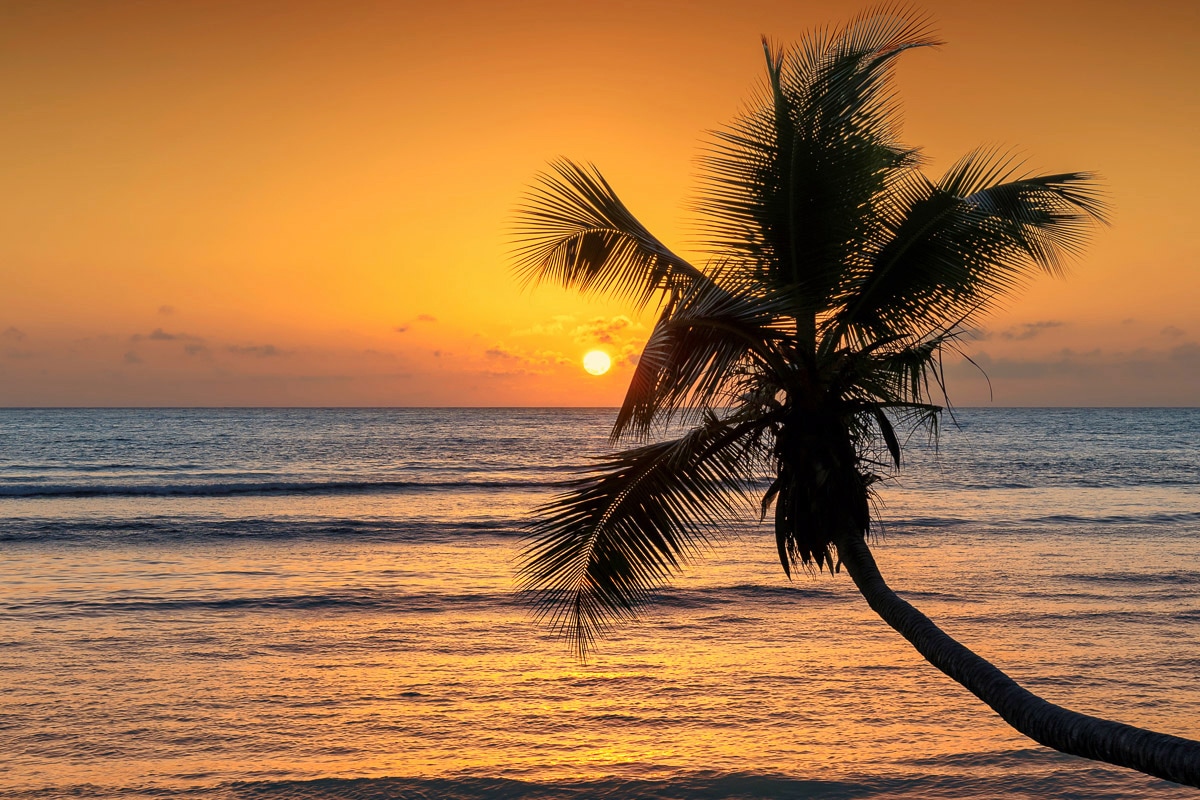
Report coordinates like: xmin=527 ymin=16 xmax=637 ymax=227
xmin=514 ymin=8 xmax=1105 ymax=656
xmin=509 ymin=9 xmax=1200 ymax=788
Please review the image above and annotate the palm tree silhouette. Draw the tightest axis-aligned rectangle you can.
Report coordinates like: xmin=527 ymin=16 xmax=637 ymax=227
xmin=512 ymin=7 xmax=1199 ymax=788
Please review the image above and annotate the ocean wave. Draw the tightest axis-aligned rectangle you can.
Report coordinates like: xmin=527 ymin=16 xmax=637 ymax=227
xmin=874 ymin=516 xmax=973 ymax=530
xmin=651 ymin=583 xmax=842 ymax=609
xmin=948 ymin=476 xmax=1200 ymax=490
xmin=1017 ymin=510 xmax=1200 ymax=527
xmin=3 ymin=767 xmax=1167 ymax=800
xmin=211 ymin=773 xmax=906 ymax=800
xmin=936 ymin=608 xmax=1180 ymax=626
xmin=1073 ymin=570 xmax=1200 ymax=587
xmin=0 ymin=477 xmax=562 ymax=499
xmin=955 ymin=481 xmax=1036 ymax=490
xmin=0 ymin=517 xmax=524 ymax=544
xmin=874 ymin=510 xmax=1200 ymax=531
xmin=2 ymin=587 xmax=517 ymax=619
xmin=3 ymin=582 xmax=857 ymax=620
xmin=0 ymin=462 xmax=195 ymax=473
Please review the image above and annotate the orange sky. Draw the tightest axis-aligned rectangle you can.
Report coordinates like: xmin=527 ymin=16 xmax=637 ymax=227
xmin=1 ymin=0 xmax=1197 ymax=406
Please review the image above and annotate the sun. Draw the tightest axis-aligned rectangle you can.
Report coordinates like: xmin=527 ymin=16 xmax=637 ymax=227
xmin=582 ymin=350 xmax=612 ymax=376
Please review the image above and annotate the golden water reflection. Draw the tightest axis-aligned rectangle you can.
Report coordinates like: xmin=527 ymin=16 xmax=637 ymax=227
xmin=3 ymin=520 xmax=1198 ymax=795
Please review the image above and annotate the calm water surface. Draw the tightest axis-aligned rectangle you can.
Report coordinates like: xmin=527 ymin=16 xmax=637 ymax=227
xmin=1 ymin=408 xmax=1198 ymax=798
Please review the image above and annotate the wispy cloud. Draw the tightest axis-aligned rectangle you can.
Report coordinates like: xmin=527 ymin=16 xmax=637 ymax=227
xmin=972 ymin=320 xmax=1066 ymax=342
xmin=394 ymin=314 xmax=438 ymax=334
xmin=616 ymin=342 xmax=642 ymax=367
xmin=948 ymin=342 xmax=1200 ymax=404
xmin=1170 ymin=341 xmax=1200 ymax=364
xmin=485 ymin=342 xmax=574 ymax=374
xmin=572 ymin=315 xmax=638 ymax=345
xmin=2 ymin=326 xmax=26 ymax=342
xmin=485 ymin=345 xmax=519 ymax=360
xmin=131 ymin=328 xmax=204 ymax=343
xmin=999 ymin=320 xmax=1064 ymax=341
xmin=227 ymin=344 xmax=290 ymax=358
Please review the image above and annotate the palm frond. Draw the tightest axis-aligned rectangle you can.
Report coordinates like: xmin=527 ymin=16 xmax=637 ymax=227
xmin=513 ymin=160 xmax=708 ymax=309
xmin=828 ymin=311 xmax=972 ymax=413
xmin=611 ymin=267 xmax=789 ymax=442
xmin=832 ymin=148 xmax=1108 ymax=340
xmin=695 ymin=5 xmax=937 ymax=322
xmin=956 ymin=168 xmax=1109 ymax=274
xmin=518 ymin=415 xmax=771 ymax=658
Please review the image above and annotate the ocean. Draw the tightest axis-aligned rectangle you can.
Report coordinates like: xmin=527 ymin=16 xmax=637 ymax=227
xmin=1 ymin=408 xmax=1198 ymax=798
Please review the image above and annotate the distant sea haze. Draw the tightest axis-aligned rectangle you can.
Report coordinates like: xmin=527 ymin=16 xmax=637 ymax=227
xmin=1 ymin=408 xmax=1198 ymax=798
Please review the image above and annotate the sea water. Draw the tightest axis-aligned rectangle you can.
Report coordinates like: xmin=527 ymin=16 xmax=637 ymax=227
xmin=1 ymin=408 xmax=1198 ymax=798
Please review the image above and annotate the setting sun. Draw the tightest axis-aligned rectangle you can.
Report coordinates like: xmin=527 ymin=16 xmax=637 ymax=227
xmin=582 ymin=350 xmax=611 ymax=376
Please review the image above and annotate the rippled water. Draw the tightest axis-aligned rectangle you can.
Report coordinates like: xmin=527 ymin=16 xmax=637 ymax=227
xmin=1 ymin=408 xmax=1198 ymax=798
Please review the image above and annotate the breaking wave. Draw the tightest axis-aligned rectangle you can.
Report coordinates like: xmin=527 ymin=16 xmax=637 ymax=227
xmin=0 ymin=477 xmax=560 ymax=499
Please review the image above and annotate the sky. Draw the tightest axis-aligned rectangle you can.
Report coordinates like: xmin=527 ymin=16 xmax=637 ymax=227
xmin=1 ymin=0 xmax=1197 ymax=406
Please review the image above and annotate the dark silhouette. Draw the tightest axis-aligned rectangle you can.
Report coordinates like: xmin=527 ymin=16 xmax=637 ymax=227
xmin=512 ymin=7 xmax=1200 ymax=788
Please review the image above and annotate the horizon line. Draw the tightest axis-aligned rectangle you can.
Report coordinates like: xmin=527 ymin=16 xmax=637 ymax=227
xmin=3 ymin=405 xmax=1199 ymax=411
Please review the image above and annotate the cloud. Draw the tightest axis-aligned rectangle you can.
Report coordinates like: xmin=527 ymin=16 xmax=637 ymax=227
xmin=1161 ymin=325 xmax=1186 ymax=339
xmin=485 ymin=342 xmax=573 ymax=373
xmin=395 ymin=314 xmax=437 ymax=333
xmin=946 ymin=342 xmax=1200 ymax=403
xmin=999 ymin=320 xmax=1064 ymax=341
xmin=184 ymin=343 xmax=210 ymax=357
xmin=485 ymin=345 xmax=519 ymax=360
xmin=616 ymin=342 xmax=642 ymax=367
xmin=132 ymin=328 xmax=203 ymax=343
xmin=572 ymin=315 xmax=639 ymax=345
xmin=227 ymin=344 xmax=290 ymax=358
xmin=123 ymin=351 xmax=141 ymax=364
xmin=2 ymin=326 xmax=26 ymax=342
xmin=1170 ymin=342 xmax=1200 ymax=365
xmin=158 ymin=305 xmax=175 ymax=315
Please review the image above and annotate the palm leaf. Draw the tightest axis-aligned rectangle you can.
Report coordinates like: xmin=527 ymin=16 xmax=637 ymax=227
xmin=695 ymin=6 xmax=937 ymax=324
xmin=513 ymin=160 xmax=708 ymax=309
xmin=518 ymin=415 xmax=770 ymax=657
xmin=611 ymin=267 xmax=789 ymax=442
xmin=832 ymin=149 xmax=1108 ymax=340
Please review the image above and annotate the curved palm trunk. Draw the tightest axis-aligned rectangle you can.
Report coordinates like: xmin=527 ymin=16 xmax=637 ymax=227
xmin=834 ymin=532 xmax=1200 ymax=788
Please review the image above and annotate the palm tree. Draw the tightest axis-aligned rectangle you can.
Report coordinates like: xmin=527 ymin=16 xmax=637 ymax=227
xmin=511 ymin=7 xmax=1200 ymax=788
